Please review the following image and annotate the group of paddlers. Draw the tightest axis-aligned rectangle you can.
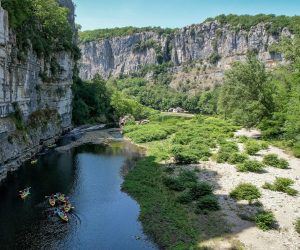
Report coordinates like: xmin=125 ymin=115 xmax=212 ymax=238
xmin=47 ymin=193 xmax=75 ymax=222
xmin=19 ymin=188 xmax=74 ymax=223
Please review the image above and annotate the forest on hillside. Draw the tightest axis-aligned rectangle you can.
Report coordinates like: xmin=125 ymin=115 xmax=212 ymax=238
xmin=73 ymin=34 xmax=300 ymax=157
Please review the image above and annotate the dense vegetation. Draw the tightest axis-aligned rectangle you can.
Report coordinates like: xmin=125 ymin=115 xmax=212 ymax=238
xmin=106 ymin=75 xmax=220 ymax=114
xmin=218 ymin=44 xmax=300 ymax=156
xmin=122 ymin=115 xmax=238 ymax=248
xmin=2 ymin=0 xmax=77 ymax=60
xmin=79 ymin=26 xmax=176 ymax=43
xmin=205 ymin=14 xmax=300 ymax=34
xmin=230 ymin=183 xmax=261 ymax=204
xmin=255 ymin=211 xmax=277 ymax=231
xmin=121 ymin=112 xmax=296 ymax=246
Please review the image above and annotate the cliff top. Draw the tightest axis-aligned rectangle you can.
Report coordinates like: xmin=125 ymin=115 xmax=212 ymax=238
xmin=79 ymin=14 xmax=300 ymax=43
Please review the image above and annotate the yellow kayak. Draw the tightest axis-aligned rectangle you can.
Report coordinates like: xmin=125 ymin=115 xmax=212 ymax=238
xmin=58 ymin=194 xmax=66 ymax=203
xmin=31 ymin=160 xmax=38 ymax=165
xmin=19 ymin=188 xmax=31 ymax=200
xmin=49 ymin=197 xmax=56 ymax=207
xmin=56 ymin=209 xmax=69 ymax=222
xmin=63 ymin=203 xmax=74 ymax=213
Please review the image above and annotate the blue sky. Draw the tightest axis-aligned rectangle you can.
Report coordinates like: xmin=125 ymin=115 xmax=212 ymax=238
xmin=73 ymin=0 xmax=300 ymax=31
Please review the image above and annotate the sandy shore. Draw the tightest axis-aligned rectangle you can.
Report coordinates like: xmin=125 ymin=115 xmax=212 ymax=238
xmin=198 ymin=129 xmax=300 ymax=250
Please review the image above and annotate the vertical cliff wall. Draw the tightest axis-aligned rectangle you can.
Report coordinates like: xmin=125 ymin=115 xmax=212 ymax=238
xmin=79 ymin=22 xmax=290 ymax=92
xmin=0 ymin=0 xmax=76 ymax=182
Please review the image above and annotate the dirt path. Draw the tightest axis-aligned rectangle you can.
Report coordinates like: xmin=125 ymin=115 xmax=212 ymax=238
xmin=198 ymin=129 xmax=300 ymax=250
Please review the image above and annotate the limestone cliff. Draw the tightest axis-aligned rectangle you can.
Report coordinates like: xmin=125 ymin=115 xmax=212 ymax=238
xmin=0 ymin=0 xmax=76 ymax=182
xmin=79 ymin=21 xmax=290 ymax=92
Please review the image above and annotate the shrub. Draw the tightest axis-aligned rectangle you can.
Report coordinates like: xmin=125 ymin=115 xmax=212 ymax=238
xmin=238 ymin=136 xmax=249 ymax=143
xmin=189 ymin=182 xmax=213 ymax=200
xmin=178 ymin=170 xmax=198 ymax=188
xmin=245 ymin=141 xmax=262 ymax=155
xmin=163 ymin=177 xmax=185 ymax=191
xmin=125 ymin=124 xmax=170 ymax=143
xmin=261 ymin=141 xmax=269 ymax=150
xmin=230 ymin=183 xmax=261 ymax=203
xmin=177 ymin=192 xmax=193 ymax=204
xmin=171 ymin=145 xmax=204 ymax=164
xmin=255 ymin=211 xmax=276 ymax=231
xmin=263 ymin=154 xmax=289 ymax=169
xmin=195 ymin=195 xmax=220 ymax=213
xmin=296 ymin=218 xmax=300 ymax=234
xmin=228 ymin=153 xmax=249 ymax=164
xmin=237 ymin=160 xmax=265 ymax=173
xmin=216 ymin=151 xmax=231 ymax=163
xmin=216 ymin=142 xmax=239 ymax=163
xmin=263 ymin=177 xmax=298 ymax=196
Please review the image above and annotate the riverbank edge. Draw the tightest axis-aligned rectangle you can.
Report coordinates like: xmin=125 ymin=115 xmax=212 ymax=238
xmin=121 ymin=136 xmax=201 ymax=250
xmin=0 ymin=126 xmax=72 ymax=185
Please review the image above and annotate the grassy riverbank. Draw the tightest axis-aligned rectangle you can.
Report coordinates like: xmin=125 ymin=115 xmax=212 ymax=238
xmin=122 ymin=114 xmax=240 ymax=249
xmin=122 ymin=113 xmax=300 ymax=249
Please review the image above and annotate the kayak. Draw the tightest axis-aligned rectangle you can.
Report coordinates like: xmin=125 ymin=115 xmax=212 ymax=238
xmin=19 ymin=188 xmax=31 ymax=200
xmin=63 ymin=203 xmax=74 ymax=213
xmin=49 ymin=197 xmax=56 ymax=207
xmin=31 ymin=159 xmax=38 ymax=165
xmin=55 ymin=209 xmax=68 ymax=222
xmin=57 ymin=194 xmax=67 ymax=203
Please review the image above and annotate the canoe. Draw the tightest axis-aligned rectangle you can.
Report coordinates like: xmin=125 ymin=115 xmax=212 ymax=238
xmin=56 ymin=209 xmax=68 ymax=222
xmin=57 ymin=194 xmax=67 ymax=203
xmin=31 ymin=160 xmax=38 ymax=165
xmin=63 ymin=203 xmax=74 ymax=213
xmin=19 ymin=188 xmax=31 ymax=200
xmin=49 ymin=197 xmax=56 ymax=207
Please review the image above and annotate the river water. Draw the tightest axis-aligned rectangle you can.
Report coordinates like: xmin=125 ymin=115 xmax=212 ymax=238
xmin=0 ymin=142 xmax=157 ymax=250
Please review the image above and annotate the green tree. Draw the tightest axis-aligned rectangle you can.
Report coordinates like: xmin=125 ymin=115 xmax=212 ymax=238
xmin=218 ymin=54 xmax=274 ymax=127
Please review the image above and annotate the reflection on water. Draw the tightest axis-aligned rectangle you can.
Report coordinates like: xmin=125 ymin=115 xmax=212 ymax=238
xmin=0 ymin=142 xmax=156 ymax=250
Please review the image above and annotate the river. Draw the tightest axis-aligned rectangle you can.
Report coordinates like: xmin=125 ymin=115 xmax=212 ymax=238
xmin=0 ymin=141 xmax=157 ymax=250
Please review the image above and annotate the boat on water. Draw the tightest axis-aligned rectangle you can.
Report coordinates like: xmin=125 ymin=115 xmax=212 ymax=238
xmin=56 ymin=193 xmax=67 ymax=203
xmin=49 ymin=197 xmax=56 ymax=207
xmin=31 ymin=159 xmax=38 ymax=165
xmin=19 ymin=187 xmax=31 ymax=200
xmin=55 ymin=209 xmax=69 ymax=222
xmin=63 ymin=202 xmax=74 ymax=213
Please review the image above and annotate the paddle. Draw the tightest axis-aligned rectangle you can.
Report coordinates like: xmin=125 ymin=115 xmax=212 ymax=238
xmin=19 ymin=187 xmax=31 ymax=193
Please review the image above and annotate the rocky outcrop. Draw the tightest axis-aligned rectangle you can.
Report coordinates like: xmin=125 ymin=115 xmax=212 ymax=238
xmin=0 ymin=0 xmax=76 ymax=182
xmin=79 ymin=21 xmax=290 ymax=86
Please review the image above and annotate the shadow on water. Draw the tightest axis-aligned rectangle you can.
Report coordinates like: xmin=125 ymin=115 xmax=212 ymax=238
xmin=0 ymin=142 xmax=156 ymax=250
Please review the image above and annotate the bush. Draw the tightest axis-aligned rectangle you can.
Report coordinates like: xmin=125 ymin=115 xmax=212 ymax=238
xmin=237 ymin=160 xmax=265 ymax=173
xmin=255 ymin=211 xmax=276 ymax=231
xmin=216 ymin=142 xmax=239 ymax=163
xmin=189 ymin=182 xmax=213 ymax=200
xmin=127 ymin=126 xmax=169 ymax=143
xmin=178 ymin=170 xmax=198 ymax=188
xmin=263 ymin=154 xmax=289 ymax=169
xmin=177 ymin=192 xmax=193 ymax=204
xmin=230 ymin=183 xmax=261 ymax=203
xmin=245 ymin=141 xmax=262 ymax=155
xmin=263 ymin=177 xmax=298 ymax=196
xmin=163 ymin=177 xmax=185 ymax=192
xmin=171 ymin=145 xmax=207 ymax=164
xmin=296 ymin=218 xmax=300 ymax=234
xmin=216 ymin=151 xmax=231 ymax=163
xmin=228 ymin=153 xmax=249 ymax=164
xmin=238 ymin=136 xmax=249 ymax=143
xmin=195 ymin=195 xmax=220 ymax=213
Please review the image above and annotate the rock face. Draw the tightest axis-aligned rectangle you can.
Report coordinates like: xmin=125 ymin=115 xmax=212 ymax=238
xmin=0 ymin=0 xmax=76 ymax=182
xmin=79 ymin=21 xmax=290 ymax=85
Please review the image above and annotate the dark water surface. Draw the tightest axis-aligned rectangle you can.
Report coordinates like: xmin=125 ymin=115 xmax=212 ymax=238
xmin=0 ymin=142 xmax=157 ymax=250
